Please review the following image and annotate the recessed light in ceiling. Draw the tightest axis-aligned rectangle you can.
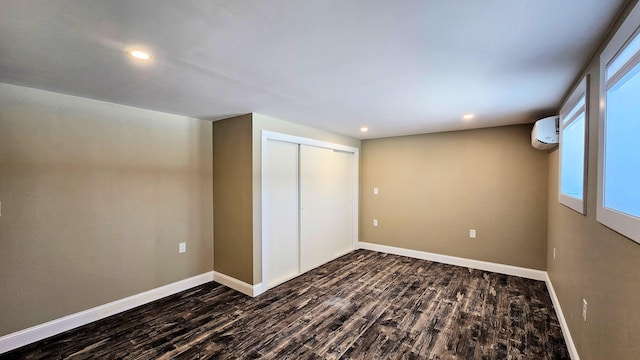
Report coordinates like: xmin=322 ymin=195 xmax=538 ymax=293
xmin=128 ymin=50 xmax=151 ymax=61
xmin=360 ymin=127 xmax=369 ymax=132
xmin=463 ymin=114 xmax=474 ymax=120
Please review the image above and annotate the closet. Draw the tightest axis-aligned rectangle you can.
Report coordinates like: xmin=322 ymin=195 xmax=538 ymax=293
xmin=262 ymin=132 xmax=357 ymax=290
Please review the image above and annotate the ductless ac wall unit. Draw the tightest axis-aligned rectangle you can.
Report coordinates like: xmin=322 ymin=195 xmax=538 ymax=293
xmin=531 ymin=116 xmax=559 ymax=150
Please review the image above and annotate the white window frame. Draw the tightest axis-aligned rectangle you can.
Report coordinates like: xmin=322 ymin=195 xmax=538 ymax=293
xmin=598 ymin=1 xmax=640 ymax=244
xmin=558 ymin=77 xmax=588 ymax=214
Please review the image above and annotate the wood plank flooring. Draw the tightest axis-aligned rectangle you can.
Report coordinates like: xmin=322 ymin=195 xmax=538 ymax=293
xmin=2 ymin=250 xmax=569 ymax=359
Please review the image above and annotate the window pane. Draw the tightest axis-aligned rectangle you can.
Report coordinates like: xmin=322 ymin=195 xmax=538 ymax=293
xmin=604 ymin=61 xmax=640 ymax=218
xmin=607 ymin=32 xmax=640 ymax=80
xmin=562 ymin=97 xmax=585 ymax=125
xmin=561 ymin=113 xmax=585 ymax=199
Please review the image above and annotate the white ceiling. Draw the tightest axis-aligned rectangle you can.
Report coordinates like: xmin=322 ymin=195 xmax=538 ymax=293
xmin=0 ymin=0 xmax=627 ymax=139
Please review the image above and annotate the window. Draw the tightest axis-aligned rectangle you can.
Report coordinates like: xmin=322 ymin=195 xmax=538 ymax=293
xmin=598 ymin=3 xmax=640 ymax=243
xmin=559 ymin=77 xmax=587 ymax=214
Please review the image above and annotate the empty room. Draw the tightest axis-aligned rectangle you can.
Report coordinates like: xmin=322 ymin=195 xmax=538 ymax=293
xmin=1 ymin=1 xmax=639 ymax=359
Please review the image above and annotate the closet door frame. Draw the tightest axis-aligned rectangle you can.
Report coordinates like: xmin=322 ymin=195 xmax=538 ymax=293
xmin=260 ymin=130 xmax=359 ymax=291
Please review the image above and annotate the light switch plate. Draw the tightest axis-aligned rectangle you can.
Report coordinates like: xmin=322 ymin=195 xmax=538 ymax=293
xmin=179 ymin=242 xmax=187 ymax=253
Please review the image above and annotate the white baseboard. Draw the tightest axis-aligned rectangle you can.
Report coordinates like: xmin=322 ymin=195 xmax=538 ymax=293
xmin=212 ymin=271 xmax=264 ymax=297
xmin=252 ymin=282 xmax=266 ymax=297
xmin=357 ymin=242 xmax=547 ymax=281
xmin=545 ymin=274 xmax=580 ymax=360
xmin=0 ymin=271 xmax=214 ymax=355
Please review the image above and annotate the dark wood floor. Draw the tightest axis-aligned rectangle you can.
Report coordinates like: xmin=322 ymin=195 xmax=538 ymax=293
xmin=2 ymin=250 xmax=569 ymax=359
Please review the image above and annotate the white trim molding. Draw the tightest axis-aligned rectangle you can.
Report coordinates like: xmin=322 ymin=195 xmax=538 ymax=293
xmin=544 ymin=273 xmax=580 ymax=360
xmin=0 ymin=272 xmax=214 ymax=355
xmin=357 ymin=242 xmax=546 ymax=280
xmin=212 ymin=271 xmax=264 ymax=297
xmin=261 ymin=130 xmax=359 ymax=154
xmin=597 ymin=1 xmax=640 ymax=245
xmin=558 ymin=76 xmax=588 ymax=215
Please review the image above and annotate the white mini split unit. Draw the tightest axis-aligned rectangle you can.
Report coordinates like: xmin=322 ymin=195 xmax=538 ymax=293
xmin=531 ymin=116 xmax=559 ymax=150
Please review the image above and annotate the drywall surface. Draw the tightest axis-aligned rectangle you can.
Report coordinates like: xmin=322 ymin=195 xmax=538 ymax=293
xmin=547 ymin=1 xmax=640 ymax=358
xmin=213 ymin=114 xmax=254 ymax=284
xmin=360 ymin=124 xmax=548 ymax=270
xmin=0 ymin=84 xmax=213 ymax=336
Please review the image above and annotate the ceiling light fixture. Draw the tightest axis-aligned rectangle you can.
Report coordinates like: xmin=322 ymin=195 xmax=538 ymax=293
xmin=463 ymin=114 xmax=474 ymax=120
xmin=128 ymin=50 xmax=151 ymax=61
xmin=360 ymin=127 xmax=369 ymax=132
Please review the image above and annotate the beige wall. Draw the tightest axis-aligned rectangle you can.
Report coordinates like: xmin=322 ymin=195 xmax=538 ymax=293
xmin=360 ymin=124 xmax=548 ymax=270
xmin=547 ymin=1 xmax=640 ymax=358
xmin=212 ymin=114 xmax=254 ymax=284
xmin=0 ymin=84 xmax=213 ymax=336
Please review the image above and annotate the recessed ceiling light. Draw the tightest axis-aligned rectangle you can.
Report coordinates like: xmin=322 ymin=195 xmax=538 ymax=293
xmin=128 ymin=50 xmax=151 ymax=61
xmin=463 ymin=114 xmax=474 ymax=120
xmin=360 ymin=127 xmax=369 ymax=132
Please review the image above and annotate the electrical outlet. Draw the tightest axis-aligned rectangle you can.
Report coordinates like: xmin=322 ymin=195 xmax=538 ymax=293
xmin=373 ymin=219 xmax=379 ymax=227
xmin=179 ymin=242 xmax=187 ymax=253
xmin=582 ymin=299 xmax=588 ymax=322
xmin=373 ymin=187 xmax=379 ymax=195
xmin=469 ymin=229 xmax=476 ymax=238
xmin=553 ymin=247 xmax=556 ymax=260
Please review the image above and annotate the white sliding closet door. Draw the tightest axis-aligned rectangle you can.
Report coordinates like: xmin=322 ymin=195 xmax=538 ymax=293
xmin=330 ymin=150 xmax=355 ymax=256
xmin=263 ymin=139 xmax=299 ymax=287
xmin=299 ymin=145 xmax=354 ymax=272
